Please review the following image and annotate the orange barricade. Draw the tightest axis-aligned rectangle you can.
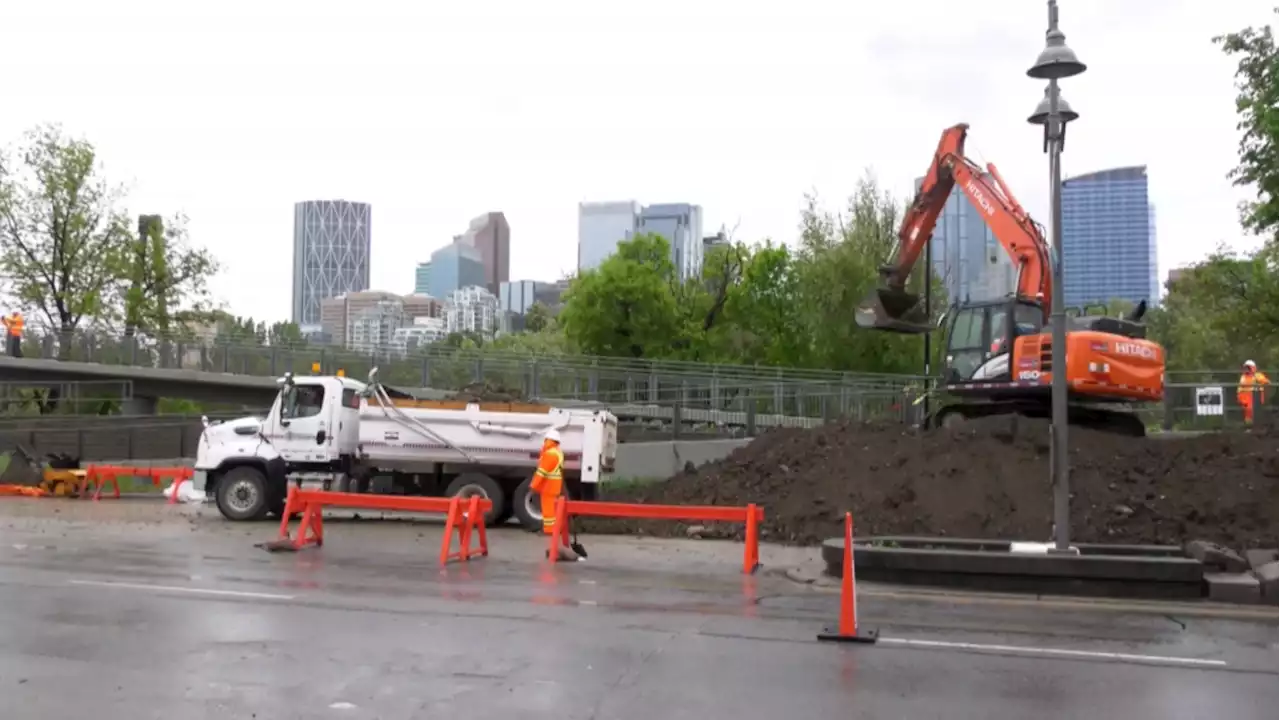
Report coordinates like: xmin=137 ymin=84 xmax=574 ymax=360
xmin=269 ymin=487 xmax=490 ymax=567
xmin=817 ymin=512 xmax=877 ymax=644
xmin=548 ymin=498 xmax=764 ymax=574
xmin=78 ymin=464 xmax=195 ymax=502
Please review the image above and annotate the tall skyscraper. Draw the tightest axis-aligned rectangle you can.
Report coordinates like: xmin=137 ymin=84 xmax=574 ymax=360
xmin=292 ymin=200 xmax=372 ymax=328
xmin=578 ymin=201 xmax=640 ymax=273
xmin=1060 ymin=166 xmax=1158 ymax=307
xmin=639 ymin=203 xmax=704 ymax=281
xmin=455 ymin=212 xmax=510 ymax=294
xmin=913 ymin=177 xmax=1017 ymax=305
xmin=428 ymin=241 xmax=487 ymax=299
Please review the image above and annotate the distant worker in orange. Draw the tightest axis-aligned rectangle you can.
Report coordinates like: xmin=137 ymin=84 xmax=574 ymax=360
xmin=531 ymin=428 xmax=583 ymax=562
xmin=2 ymin=311 xmax=23 ymax=358
xmin=1237 ymin=360 xmax=1270 ymax=425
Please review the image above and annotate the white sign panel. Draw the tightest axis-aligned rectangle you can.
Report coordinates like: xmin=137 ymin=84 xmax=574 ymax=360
xmin=1195 ymin=386 xmax=1224 ymax=416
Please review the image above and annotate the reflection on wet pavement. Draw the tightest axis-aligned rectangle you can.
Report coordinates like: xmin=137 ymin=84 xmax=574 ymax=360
xmin=0 ymin=500 xmax=1275 ymax=719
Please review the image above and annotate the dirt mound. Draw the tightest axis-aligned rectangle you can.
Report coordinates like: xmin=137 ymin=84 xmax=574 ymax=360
xmin=587 ymin=417 xmax=1279 ymax=553
xmin=448 ymin=382 xmax=525 ymax=403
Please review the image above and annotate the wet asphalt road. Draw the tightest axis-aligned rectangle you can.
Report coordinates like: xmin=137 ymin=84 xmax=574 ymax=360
xmin=0 ymin=500 xmax=1275 ymax=719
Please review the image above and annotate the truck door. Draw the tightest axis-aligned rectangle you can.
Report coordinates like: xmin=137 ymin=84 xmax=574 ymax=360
xmin=277 ymin=381 xmax=332 ymax=463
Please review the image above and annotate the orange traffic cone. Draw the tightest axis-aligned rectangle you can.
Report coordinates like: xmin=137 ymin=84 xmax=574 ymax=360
xmin=817 ymin=512 xmax=878 ymax=644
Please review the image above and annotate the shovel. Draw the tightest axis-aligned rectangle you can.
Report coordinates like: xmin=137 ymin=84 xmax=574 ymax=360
xmin=570 ymin=517 xmax=588 ymax=559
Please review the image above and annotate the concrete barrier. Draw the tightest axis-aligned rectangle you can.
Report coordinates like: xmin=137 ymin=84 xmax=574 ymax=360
xmin=613 ymin=438 xmax=751 ymax=479
xmin=821 ymin=536 xmax=1205 ymax=600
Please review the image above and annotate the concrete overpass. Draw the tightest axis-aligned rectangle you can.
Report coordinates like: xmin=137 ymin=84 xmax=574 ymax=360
xmin=0 ymin=356 xmax=284 ymax=410
xmin=0 ymin=355 xmax=844 ymax=429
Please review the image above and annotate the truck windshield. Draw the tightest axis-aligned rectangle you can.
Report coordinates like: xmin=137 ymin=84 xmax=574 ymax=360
xmin=282 ymin=384 xmax=325 ymax=419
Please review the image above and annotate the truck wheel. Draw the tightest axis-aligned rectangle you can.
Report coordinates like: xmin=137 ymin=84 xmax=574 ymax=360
xmin=511 ymin=477 xmax=543 ymax=532
xmin=444 ymin=473 xmax=505 ymax=527
xmin=215 ymin=466 xmax=270 ymax=522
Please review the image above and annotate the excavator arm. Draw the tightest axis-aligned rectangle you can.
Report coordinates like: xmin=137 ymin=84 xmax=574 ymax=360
xmin=856 ymin=123 xmax=1054 ymax=334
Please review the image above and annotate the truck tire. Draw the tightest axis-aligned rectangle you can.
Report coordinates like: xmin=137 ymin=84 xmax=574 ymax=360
xmin=511 ymin=477 xmax=542 ymax=532
xmin=445 ymin=472 xmax=505 ymax=527
xmin=215 ymin=465 xmax=270 ymax=522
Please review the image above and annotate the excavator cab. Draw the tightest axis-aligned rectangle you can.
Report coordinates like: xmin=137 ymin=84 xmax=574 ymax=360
xmin=941 ymin=298 xmax=1045 ymax=384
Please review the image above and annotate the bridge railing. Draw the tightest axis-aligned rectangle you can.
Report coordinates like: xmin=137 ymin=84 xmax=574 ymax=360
xmin=23 ymin=331 xmax=930 ymax=417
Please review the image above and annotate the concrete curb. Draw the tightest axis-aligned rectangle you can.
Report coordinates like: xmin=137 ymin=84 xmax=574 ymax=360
xmin=821 ymin=536 xmax=1205 ymax=601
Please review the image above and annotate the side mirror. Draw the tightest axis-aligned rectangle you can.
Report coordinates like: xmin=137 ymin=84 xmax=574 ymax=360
xmin=201 ymin=415 xmax=209 ymax=429
xmin=936 ymin=311 xmax=949 ymax=330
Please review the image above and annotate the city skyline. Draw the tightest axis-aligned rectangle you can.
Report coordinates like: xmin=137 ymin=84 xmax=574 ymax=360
xmin=3 ymin=3 xmax=1262 ymax=323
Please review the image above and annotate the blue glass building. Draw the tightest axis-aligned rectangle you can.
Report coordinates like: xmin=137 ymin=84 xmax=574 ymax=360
xmin=638 ymin=203 xmax=704 ymax=281
xmin=413 ymin=262 xmax=431 ymax=295
xmin=428 ymin=242 xmax=486 ymax=299
xmin=1060 ymin=166 xmax=1158 ymax=307
xmin=914 ymin=176 xmax=1017 ymax=306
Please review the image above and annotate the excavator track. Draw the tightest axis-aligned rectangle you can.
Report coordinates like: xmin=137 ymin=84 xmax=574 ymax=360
xmin=929 ymin=400 xmax=1148 ymax=438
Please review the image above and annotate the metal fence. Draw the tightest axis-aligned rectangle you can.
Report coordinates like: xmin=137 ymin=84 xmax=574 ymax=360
xmin=7 ymin=332 xmax=1270 ymax=436
xmin=18 ymin=330 xmax=928 ymax=420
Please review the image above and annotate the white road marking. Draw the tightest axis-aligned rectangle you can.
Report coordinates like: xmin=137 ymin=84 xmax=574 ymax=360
xmin=68 ymin=579 xmax=295 ymax=601
xmin=579 ymin=599 xmax=598 ymax=606
xmin=878 ymin=637 xmax=1227 ymax=668
xmin=329 ymin=701 xmax=357 ymax=710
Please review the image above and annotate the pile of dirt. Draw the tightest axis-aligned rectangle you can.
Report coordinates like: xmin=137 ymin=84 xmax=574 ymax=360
xmin=448 ymin=382 xmax=526 ymax=403
xmin=585 ymin=417 xmax=1279 ymax=553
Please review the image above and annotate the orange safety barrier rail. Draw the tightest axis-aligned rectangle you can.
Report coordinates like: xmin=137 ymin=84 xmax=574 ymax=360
xmin=269 ymin=487 xmax=490 ymax=567
xmin=548 ymin=498 xmax=764 ymax=574
xmin=78 ymin=465 xmax=195 ymax=502
xmin=817 ymin=512 xmax=877 ymax=644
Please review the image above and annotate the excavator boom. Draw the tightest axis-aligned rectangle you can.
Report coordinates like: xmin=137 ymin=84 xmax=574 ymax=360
xmin=855 ymin=123 xmax=1053 ymax=332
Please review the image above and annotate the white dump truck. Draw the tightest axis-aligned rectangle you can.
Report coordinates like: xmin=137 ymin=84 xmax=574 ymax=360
xmin=193 ymin=370 xmax=619 ymax=530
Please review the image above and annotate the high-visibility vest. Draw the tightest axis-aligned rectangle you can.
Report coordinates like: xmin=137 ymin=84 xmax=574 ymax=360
xmin=536 ymin=446 xmax=564 ymax=484
xmin=534 ymin=445 xmax=565 ymax=532
xmin=3 ymin=315 xmax=22 ymax=336
xmin=1238 ymin=372 xmax=1270 ymax=399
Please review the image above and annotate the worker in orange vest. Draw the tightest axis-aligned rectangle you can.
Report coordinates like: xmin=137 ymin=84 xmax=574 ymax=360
xmin=1237 ymin=360 xmax=1271 ymax=425
xmin=531 ymin=429 xmax=583 ymax=562
xmin=2 ymin=311 xmax=23 ymax=358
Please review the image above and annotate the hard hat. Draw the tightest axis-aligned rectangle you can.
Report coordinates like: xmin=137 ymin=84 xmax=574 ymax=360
xmin=544 ymin=429 xmax=561 ymax=444
xmin=1245 ymin=360 xmax=1257 ymax=369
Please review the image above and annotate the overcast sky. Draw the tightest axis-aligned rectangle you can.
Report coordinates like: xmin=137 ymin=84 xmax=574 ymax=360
xmin=1 ymin=0 xmax=1273 ymax=322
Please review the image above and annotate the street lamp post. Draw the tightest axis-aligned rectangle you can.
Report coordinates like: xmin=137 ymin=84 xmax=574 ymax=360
xmin=1027 ymin=0 xmax=1086 ymax=553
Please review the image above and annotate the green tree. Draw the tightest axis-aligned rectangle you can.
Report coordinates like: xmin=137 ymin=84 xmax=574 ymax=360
xmin=1214 ymin=13 xmax=1278 ymax=238
xmin=267 ymin=320 xmax=305 ymax=347
xmin=523 ymin=302 xmax=552 ymax=333
xmin=0 ymin=125 xmax=220 ymax=349
xmin=120 ymin=213 xmax=218 ymax=337
xmin=1149 ymin=249 xmax=1278 ymax=371
xmin=717 ymin=241 xmax=809 ymax=366
xmin=559 ymin=233 xmax=684 ymax=358
xmin=0 ymin=124 xmax=130 ymax=340
xmin=793 ymin=173 xmax=941 ymax=373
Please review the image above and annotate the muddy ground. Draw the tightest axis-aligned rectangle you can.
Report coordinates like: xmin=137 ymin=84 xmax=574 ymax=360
xmin=585 ymin=417 xmax=1279 ymax=553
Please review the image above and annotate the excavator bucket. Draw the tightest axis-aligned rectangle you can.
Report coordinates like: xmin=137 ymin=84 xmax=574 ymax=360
xmin=855 ymin=287 xmax=933 ymax=334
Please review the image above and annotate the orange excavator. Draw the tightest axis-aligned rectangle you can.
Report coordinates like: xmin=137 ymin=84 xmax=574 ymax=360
xmin=856 ymin=123 xmax=1163 ymax=437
